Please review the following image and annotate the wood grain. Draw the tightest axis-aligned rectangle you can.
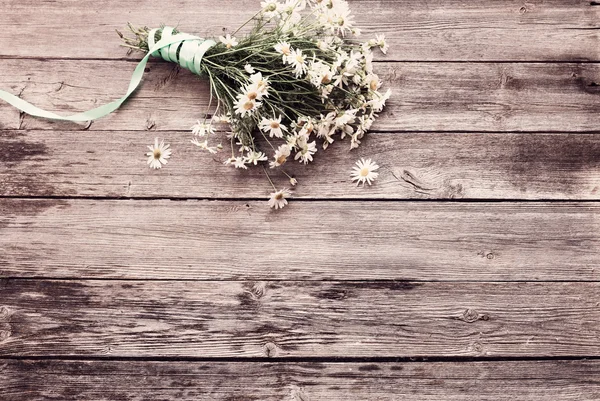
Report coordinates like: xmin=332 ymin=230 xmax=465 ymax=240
xmin=2 ymin=130 xmax=600 ymax=199
xmin=1 ymin=359 xmax=599 ymax=400
xmin=0 ymin=0 xmax=598 ymax=61
xmin=1 ymin=199 xmax=599 ymax=280
xmin=1 ymin=279 xmax=599 ymax=357
xmin=1 ymin=61 xmax=599 ymax=132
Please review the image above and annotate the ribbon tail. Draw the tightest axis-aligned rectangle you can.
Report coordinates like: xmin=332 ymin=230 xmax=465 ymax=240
xmin=0 ymin=32 xmax=208 ymax=122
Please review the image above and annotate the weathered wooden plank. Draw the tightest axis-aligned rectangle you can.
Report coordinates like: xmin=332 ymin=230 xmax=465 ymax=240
xmin=1 ymin=61 xmax=599 ymax=132
xmin=2 ymin=130 xmax=600 ymax=199
xmin=0 ymin=280 xmax=599 ymax=357
xmin=1 ymin=200 xmax=599 ymax=281
xmin=1 ymin=360 xmax=599 ymax=400
xmin=1 ymin=0 xmax=598 ymax=61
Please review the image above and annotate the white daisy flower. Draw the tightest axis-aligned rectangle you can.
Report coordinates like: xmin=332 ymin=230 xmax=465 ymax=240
xmin=270 ymin=144 xmax=291 ymax=168
xmin=261 ymin=0 xmax=283 ymax=18
xmin=224 ymin=156 xmax=249 ymax=169
xmin=363 ymin=73 xmax=382 ymax=91
xmin=218 ymin=34 xmax=238 ymax=49
xmin=268 ymin=188 xmax=291 ymax=209
xmin=376 ymin=34 xmax=389 ymax=54
xmin=285 ymin=48 xmax=308 ymax=77
xmin=351 ymin=158 xmax=379 ymax=186
xmin=244 ymin=64 xmax=256 ymax=74
xmin=368 ymin=88 xmax=392 ymax=112
xmin=191 ymin=121 xmax=215 ymax=137
xmin=146 ymin=138 xmax=172 ymax=169
xmin=294 ymin=136 xmax=317 ymax=164
xmin=234 ymin=94 xmax=261 ymax=117
xmin=259 ymin=115 xmax=288 ymax=138
xmin=274 ymin=41 xmax=292 ymax=56
xmin=190 ymin=138 xmax=218 ymax=154
xmin=245 ymin=151 xmax=268 ymax=165
xmin=211 ymin=114 xmax=231 ymax=124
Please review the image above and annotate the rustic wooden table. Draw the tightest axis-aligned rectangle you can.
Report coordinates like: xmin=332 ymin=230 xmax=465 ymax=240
xmin=1 ymin=1 xmax=600 ymax=399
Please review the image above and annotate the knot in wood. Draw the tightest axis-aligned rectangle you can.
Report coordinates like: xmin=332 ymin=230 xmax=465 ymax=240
xmin=0 ymin=307 xmax=10 ymax=322
xmin=263 ymin=341 xmax=278 ymax=357
xmin=462 ymin=308 xmax=481 ymax=323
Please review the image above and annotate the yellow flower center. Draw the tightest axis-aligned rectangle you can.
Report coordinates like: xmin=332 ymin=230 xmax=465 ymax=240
xmin=321 ymin=75 xmax=331 ymax=84
xmin=275 ymin=192 xmax=284 ymax=200
xmin=296 ymin=55 xmax=304 ymax=64
xmin=270 ymin=121 xmax=280 ymax=129
xmin=244 ymin=101 xmax=255 ymax=111
xmin=282 ymin=46 xmax=291 ymax=55
xmin=370 ymin=79 xmax=379 ymax=91
xmin=276 ymin=155 xmax=287 ymax=165
xmin=359 ymin=167 xmax=370 ymax=177
xmin=265 ymin=3 xmax=277 ymax=11
xmin=153 ymin=149 xmax=162 ymax=159
xmin=247 ymin=92 xmax=258 ymax=100
xmin=226 ymin=43 xmax=232 ymax=49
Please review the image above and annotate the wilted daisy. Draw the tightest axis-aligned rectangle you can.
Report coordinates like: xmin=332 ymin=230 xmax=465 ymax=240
xmin=259 ymin=115 xmax=287 ymax=138
xmin=146 ymin=138 xmax=172 ymax=169
xmin=268 ymin=188 xmax=291 ymax=209
xmin=219 ymin=34 xmax=238 ymax=49
xmin=351 ymin=158 xmax=379 ymax=186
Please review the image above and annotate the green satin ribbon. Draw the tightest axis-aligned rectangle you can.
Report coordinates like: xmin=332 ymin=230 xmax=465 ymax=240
xmin=0 ymin=27 xmax=215 ymax=122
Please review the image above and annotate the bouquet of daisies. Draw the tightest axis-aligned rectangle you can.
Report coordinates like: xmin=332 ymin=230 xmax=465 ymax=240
xmin=122 ymin=0 xmax=390 ymax=208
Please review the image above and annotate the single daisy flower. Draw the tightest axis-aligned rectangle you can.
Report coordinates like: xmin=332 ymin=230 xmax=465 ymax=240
xmin=259 ymin=115 xmax=288 ymax=138
xmin=218 ymin=34 xmax=238 ymax=49
xmin=285 ymin=48 xmax=308 ymax=77
xmin=224 ymin=156 xmax=248 ymax=169
xmin=261 ymin=0 xmax=282 ymax=18
xmin=274 ymin=41 xmax=292 ymax=56
xmin=234 ymin=94 xmax=261 ymax=117
xmin=268 ymin=188 xmax=291 ymax=209
xmin=351 ymin=158 xmax=379 ymax=186
xmin=191 ymin=121 xmax=215 ymax=137
xmin=245 ymin=151 xmax=268 ymax=165
xmin=270 ymin=144 xmax=291 ymax=168
xmin=244 ymin=64 xmax=256 ymax=74
xmin=294 ymin=138 xmax=317 ymax=164
xmin=376 ymin=34 xmax=389 ymax=54
xmin=146 ymin=138 xmax=172 ymax=169
xmin=191 ymin=138 xmax=218 ymax=154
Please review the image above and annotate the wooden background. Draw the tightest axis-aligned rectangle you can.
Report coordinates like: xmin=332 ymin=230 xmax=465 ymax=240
xmin=1 ymin=0 xmax=600 ymax=399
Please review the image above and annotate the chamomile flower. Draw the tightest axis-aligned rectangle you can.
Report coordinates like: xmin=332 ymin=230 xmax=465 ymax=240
xmin=268 ymin=188 xmax=291 ymax=209
xmin=234 ymin=94 xmax=261 ymax=117
xmin=219 ymin=34 xmax=238 ymax=49
xmin=351 ymin=158 xmax=379 ymax=186
xmin=224 ymin=156 xmax=249 ymax=169
xmin=294 ymin=136 xmax=318 ymax=164
xmin=146 ymin=138 xmax=172 ymax=169
xmin=270 ymin=144 xmax=291 ymax=168
xmin=245 ymin=151 xmax=268 ymax=165
xmin=261 ymin=0 xmax=283 ymax=18
xmin=244 ymin=64 xmax=256 ymax=74
xmin=274 ymin=41 xmax=292 ymax=56
xmin=368 ymin=88 xmax=392 ymax=112
xmin=363 ymin=73 xmax=382 ymax=91
xmin=191 ymin=138 xmax=218 ymax=154
xmin=375 ymin=34 xmax=389 ymax=54
xmin=285 ymin=48 xmax=308 ymax=77
xmin=191 ymin=121 xmax=215 ymax=136
xmin=259 ymin=115 xmax=288 ymax=138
